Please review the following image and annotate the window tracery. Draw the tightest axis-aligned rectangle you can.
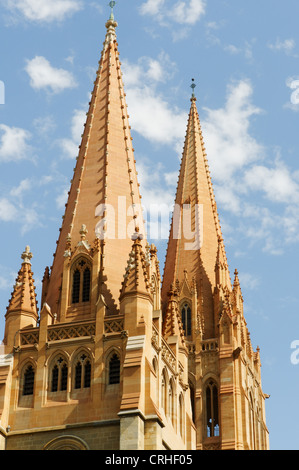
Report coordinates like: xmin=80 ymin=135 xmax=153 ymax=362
xmin=108 ymin=353 xmax=120 ymax=385
xmin=181 ymin=302 xmax=192 ymax=337
xmin=71 ymin=258 xmax=91 ymax=305
xmin=51 ymin=356 xmax=68 ymax=393
xmin=206 ymin=380 xmax=219 ymax=438
xmin=23 ymin=364 xmax=35 ymax=396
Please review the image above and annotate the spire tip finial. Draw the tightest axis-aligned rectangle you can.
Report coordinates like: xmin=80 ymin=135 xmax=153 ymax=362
xmin=108 ymin=1 xmax=116 ymax=20
xmin=105 ymin=1 xmax=117 ymax=43
xmin=21 ymin=246 xmax=33 ymax=264
xmin=190 ymin=78 xmax=196 ymax=100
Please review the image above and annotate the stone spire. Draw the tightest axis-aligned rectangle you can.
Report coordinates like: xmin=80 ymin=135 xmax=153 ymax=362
xmin=162 ymin=284 xmax=186 ymax=348
xmin=45 ymin=5 xmax=146 ymax=316
xmin=4 ymin=246 xmax=38 ymax=349
xmin=120 ymin=228 xmax=151 ymax=299
xmin=6 ymin=247 xmax=38 ymax=317
xmin=162 ymin=86 xmax=231 ymax=338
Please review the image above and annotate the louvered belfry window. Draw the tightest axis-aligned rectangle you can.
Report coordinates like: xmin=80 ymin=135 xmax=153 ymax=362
xmin=51 ymin=357 xmax=68 ymax=393
xmin=206 ymin=381 xmax=220 ymax=437
xmin=109 ymin=354 xmax=120 ymax=385
xmin=71 ymin=258 xmax=91 ymax=305
xmin=23 ymin=365 xmax=35 ymax=396
xmin=74 ymin=354 xmax=91 ymax=390
xmin=181 ymin=303 xmax=192 ymax=337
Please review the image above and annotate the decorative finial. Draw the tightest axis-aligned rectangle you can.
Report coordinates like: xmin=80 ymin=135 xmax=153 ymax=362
xmin=80 ymin=224 xmax=88 ymax=240
xmin=191 ymin=78 xmax=196 ymax=99
xmin=105 ymin=1 xmax=118 ymax=45
xmin=109 ymin=1 xmax=116 ymax=20
xmin=21 ymin=246 xmax=33 ymax=265
xmin=132 ymin=226 xmax=144 ymax=242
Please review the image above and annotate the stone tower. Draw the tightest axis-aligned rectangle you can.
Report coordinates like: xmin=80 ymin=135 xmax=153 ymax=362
xmin=0 ymin=7 xmax=195 ymax=451
xmin=162 ymin=92 xmax=269 ymax=450
xmin=0 ymin=6 xmax=268 ymax=451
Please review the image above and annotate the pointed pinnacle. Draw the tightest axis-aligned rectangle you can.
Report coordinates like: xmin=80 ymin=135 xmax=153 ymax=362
xmin=21 ymin=246 xmax=33 ymax=265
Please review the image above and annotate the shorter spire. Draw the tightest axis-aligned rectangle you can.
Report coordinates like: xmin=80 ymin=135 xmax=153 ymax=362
xmin=163 ymin=284 xmax=186 ymax=347
xmin=120 ymin=232 xmax=151 ymax=299
xmin=6 ymin=247 xmax=38 ymax=318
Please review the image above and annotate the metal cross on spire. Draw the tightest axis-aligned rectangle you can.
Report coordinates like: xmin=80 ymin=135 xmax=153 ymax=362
xmin=109 ymin=1 xmax=116 ymax=20
xmin=190 ymin=78 xmax=196 ymax=98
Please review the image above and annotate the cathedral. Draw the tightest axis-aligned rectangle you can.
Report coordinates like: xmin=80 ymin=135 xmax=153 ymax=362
xmin=0 ymin=6 xmax=269 ymax=451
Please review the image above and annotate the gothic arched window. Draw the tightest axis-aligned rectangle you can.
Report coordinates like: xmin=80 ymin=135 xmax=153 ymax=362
xmin=71 ymin=258 xmax=91 ymax=305
xmin=23 ymin=365 xmax=35 ymax=396
xmin=181 ymin=303 xmax=192 ymax=337
xmin=72 ymin=270 xmax=80 ymax=303
xmin=51 ymin=356 xmax=68 ymax=392
xmin=74 ymin=353 xmax=92 ymax=390
xmin=168 ymin=379 xmax=175 ymax=425
xmin=206 ymin=380 xmax=219 ymax=438
xmin=179 ymin=394 xmax=185 ymax=439
xmin=189 ymin=381 xmax=195 ymax=423
xmin=161 ymin=369 xmax=168 ymax=413
xmin=108 ymin=353 xmax=120 ymax=385
xmin=249 ymin=392 xmax=256 ymax=449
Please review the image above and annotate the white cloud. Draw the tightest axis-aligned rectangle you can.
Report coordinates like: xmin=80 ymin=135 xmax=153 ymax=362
xmin=0 ymin=265 xmax=17 ymax=292
xmin=168 ymin=0 xmax=206 ymax=25
xmin=136 ymin=159 xmax=175 ymax=240
xmin=126 ymin=85 xmax=187 ymax=149
xmin=140 ymin=0 xmax=206 ymax=26
xmin=122 ymin=54 xmax=186 ymax=151
xmin=10 ymin=178 xmax=31 ymax=199
xmin=238 ymin=272 xmax=260 ymax=291
xmin=3 ymin=0 xmax=82 ymax=23
xmin=122 ymin=51 xmax=299 ymax=255
xmin=122 ymin=52 xmax=176 ymax=87
xmin=56 ymin=187 xmax=69 ymax=210
xmin=140 ymin=0 xmax=165 ymax=16
xmin=33 ymin=115 xmax=56 ymax=136
xmin=0 ymin=198 xmax=18 ymax=222
xmin=58 ymin=108 xmax=86 ymax=159
xmin=0 ymin=124 xmax=32 ymax=162
xmin=197 ymin=79 xmax=299 ymax=255
xmin=0 ymin=174 xmax=56 ymax=234
xmin=25 ymin=56 xmax=77 ymax=94
xmin=202 ymin=79 xmax=264 ymax=183
xmin=244 ymin=160 xmax=299 ymax=205
xmin=2 ymin=183 xmax=42 ymax=234
xmin=268 ymin=38 xmax=296 ymax=55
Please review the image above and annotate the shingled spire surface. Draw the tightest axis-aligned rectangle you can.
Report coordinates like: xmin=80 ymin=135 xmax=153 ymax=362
xmin=45 ymin=11 xmax=145 ymax=316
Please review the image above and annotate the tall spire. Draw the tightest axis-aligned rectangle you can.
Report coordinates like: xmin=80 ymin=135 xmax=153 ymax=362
xmin=45 ymin=5 xmax=146 ymax=316
xmin=162 ymin=89 xmax=231 ymax=338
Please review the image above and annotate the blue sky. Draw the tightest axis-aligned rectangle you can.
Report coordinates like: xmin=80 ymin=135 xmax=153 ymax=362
xmin=0 ymin=0 xmax=298 ymax=450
